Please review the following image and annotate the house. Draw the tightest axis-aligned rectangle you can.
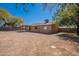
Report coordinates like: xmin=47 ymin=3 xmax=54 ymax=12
xmin=30 ymin=22 xmax=58 ymax=34
xmin=19 ymin=22 xmax=58 ymax=34
xmin=19 ymin=19 xmax=58 ymax=34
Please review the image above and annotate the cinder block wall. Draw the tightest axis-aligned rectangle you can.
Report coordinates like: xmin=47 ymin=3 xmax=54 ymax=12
xmin=58 ymin=28 xmax=77 ymax=33
xmin=0 ymin=27 xmax=18 ymax=31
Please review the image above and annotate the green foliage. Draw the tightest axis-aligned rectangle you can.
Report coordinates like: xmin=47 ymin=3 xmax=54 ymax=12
xmin=0 ymin=8 xmax=23 ymax=27
xmin=3 ymin=16 xmax=23 ymax=27
xmin=54 ymin=3 xmax=78 ymax=27
xmin=15 ymin=3 xmax=58 ymax=13
xmin=15 ymin=3 xmax=78 ymax=28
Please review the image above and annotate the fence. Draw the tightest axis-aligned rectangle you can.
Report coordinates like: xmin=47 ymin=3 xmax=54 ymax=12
xmin=0 ymin=26 xmax=77 ymax=33
xmin=58 ymin=28 xmax=77 ymax=33
xmin=0 ymin=27 xmax=19 ymax=31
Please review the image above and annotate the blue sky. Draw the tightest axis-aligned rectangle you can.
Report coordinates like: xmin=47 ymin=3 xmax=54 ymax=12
xmin=0 ymin=3 xmax=59 ymax=25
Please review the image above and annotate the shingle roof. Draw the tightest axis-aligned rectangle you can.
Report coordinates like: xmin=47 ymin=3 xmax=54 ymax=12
xmin=31 ymin=22 xmax=53 ymax=26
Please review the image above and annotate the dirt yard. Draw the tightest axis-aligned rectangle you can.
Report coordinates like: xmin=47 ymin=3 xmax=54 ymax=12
xmin=0 ymin=31 xmax=79 ymax=56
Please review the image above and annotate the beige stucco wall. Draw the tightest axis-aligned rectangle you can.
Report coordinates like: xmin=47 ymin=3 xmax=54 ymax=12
xmin=30 ymin=24 xmax=58 ymax=34
xmin=52 ymin=24 xmax=58 ymax=33
xmin=30 ymin=26 xmax=40 ymax=32
xmin=38 ymin=25 xmax=53 ymax=34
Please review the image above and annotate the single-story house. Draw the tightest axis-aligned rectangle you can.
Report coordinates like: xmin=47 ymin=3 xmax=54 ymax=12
xmin=30 ymin=22 xmax=58 ymax=34
xmin=19 ymin=22 xmax=58 ymax=34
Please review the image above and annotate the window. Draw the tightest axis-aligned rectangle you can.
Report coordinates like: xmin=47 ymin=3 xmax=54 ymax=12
xmin=35 ymin=26 xmax=38 ymax=29
xmin=44 ymin=26 xmax=47 ymax=30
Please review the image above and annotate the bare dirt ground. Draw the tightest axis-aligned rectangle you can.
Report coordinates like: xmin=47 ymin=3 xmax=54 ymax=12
xmin=0 ymin=31 xmax=79 ymax=56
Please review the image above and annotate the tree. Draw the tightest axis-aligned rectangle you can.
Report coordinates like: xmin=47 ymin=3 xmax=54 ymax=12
xmin=54 ymin=4 xmax=77 ymax=26
xmin=15 ymin=3 xmax=79 ymax=35
xmin=0 ymin=9 xmax=10 ymax=26
xmin=54 ymin=3 xmax=79 ymax=35
xmin=15 ymin=3 xmax=59 ymax=13
xmin=3 ymin=16 xmax=23 ymax=27
xmin=0 ymin=8 xmax=23 ymax=27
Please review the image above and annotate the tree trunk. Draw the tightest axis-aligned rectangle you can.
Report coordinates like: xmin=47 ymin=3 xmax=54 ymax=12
xmin=77 ymin=24 xmax=79 ymax=35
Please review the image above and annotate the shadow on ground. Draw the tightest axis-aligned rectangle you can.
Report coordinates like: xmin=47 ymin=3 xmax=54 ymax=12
xmin=57 ymin=33 xmax=79 ymax=43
